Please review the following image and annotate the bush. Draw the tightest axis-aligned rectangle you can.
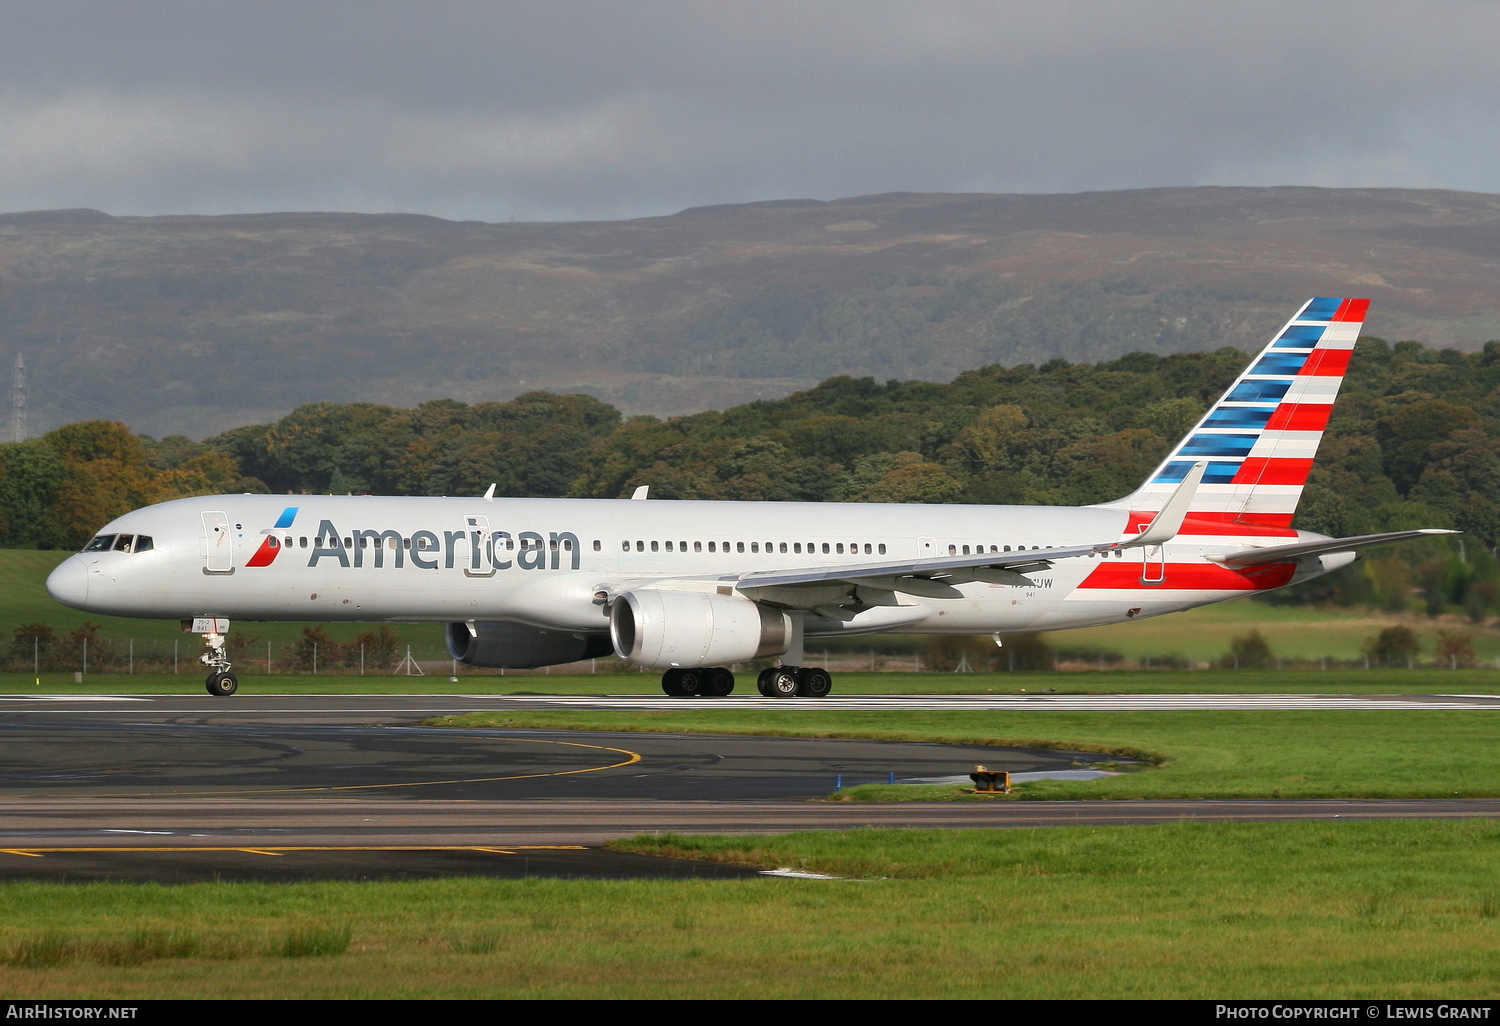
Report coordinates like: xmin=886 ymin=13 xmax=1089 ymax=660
xmin=1364 ymin=626 xmax=1422 ymax=668
xmin=1221 ymin=629 xmax=1273 ymax=670
xmin=1435 ymin=630 xmax=1476 ymax=669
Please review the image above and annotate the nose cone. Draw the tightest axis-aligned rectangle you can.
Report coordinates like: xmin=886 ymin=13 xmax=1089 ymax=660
xmin=46 ymin=556 xmax=90 ymax=610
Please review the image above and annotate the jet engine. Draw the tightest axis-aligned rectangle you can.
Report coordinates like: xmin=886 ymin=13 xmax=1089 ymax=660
xmin=610 ymin=590 xmax=790 ymax=668
xmin=445 ymin=620 xmax=614 ymax=669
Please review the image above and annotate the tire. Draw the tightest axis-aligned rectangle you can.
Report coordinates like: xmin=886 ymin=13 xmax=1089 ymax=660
xmin=756 ymin=667 xmax=776 ymax=696
xmin=797 ymin=667 xmax=832 ymax=697
xmin=661 ymin=669 xmax=684 ymax=696
xmin=205 ymin=672 xmax=238 ymax=697
xmin=676 ymin=669 xmax=702 ymax=696
xmin=703 ymin=667 xmax=735 ymax=696
xmin=767 ymin=667 xmax=799 ymax=698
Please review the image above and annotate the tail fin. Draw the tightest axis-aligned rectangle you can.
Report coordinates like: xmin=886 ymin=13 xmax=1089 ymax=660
xmin=1106 ymin=297 xmax=1368 ymax=536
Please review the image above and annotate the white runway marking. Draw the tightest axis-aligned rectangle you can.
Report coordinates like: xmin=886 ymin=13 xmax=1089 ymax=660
xmin=0 ymin=696 xmax=151 ymax=703
xmin=495 ymin=693 xmax=1500 ymax=711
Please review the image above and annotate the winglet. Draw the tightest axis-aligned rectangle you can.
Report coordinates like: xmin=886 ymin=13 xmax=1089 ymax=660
xmin=631 ymin=485 xmax=649 ymax=500
xmin=482 ymin=483 xmax=496 ymax=502
xmin=1130 ymin=461 xmax=1207 ymax=547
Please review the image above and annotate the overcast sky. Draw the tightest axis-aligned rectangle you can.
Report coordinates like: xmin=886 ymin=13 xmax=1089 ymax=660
xmin=1 ymin=0 xmax=1496 ymax=222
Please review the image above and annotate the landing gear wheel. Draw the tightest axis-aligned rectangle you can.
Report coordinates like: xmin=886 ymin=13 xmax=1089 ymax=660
xmin=205 ymin=671 xmax=238 ymax=697
xmin=661 ymin=669 xmax=684 ymax=696
xmin=767 ymin=667 xmax=800 ymax=698
xmin=756 ymin=667 xmax=776 ymax=696
xmin=677 ymin=669 xmax=702 ymax=696
xmin=703 ymin=667 xmax=735 ymax=696
xmin=797 ymin=667 xmax=832 ymax=697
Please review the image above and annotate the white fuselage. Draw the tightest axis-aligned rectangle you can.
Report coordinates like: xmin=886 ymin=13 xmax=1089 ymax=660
xmin=47 ymin=493 xmax=1325 ymax=639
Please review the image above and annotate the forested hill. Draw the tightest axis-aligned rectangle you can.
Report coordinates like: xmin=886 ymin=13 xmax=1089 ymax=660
xmin=1 ymin=337 xmax=1496 ymax=615
xmin=3 ymin=187 xmax=1500 ymax=437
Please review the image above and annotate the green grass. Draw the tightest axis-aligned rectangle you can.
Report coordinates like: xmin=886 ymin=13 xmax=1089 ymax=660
xmin=432 ymin=708 xmax=1500 ymax=799
xmin=3 ymin=821 xmax=1500 ymax=997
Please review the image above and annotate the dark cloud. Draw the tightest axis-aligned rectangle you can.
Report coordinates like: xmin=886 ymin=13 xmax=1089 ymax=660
xmin=1 ymin=1 xmax=1496 ymax=220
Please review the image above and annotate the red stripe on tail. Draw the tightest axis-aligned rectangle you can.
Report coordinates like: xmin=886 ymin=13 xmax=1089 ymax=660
xmin=1124 ymin=511 xmax=1299 ymax=536
xmin=1332 ymin=298 xmax=1370 ymax=322
xmin=1265 ymin=404 xmax=1332 ymax=431
xmin=1232 ymin=457 xmax=1315 ymax=486
xmin=1300 ymin=348 xmax=1352 ymax=376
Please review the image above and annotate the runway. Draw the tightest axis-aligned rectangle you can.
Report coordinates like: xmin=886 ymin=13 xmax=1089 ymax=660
xmin=2 ymin=692 xmax=1496 ymax=881
xmin=5 ymin=691 xmax=1496 ymax=712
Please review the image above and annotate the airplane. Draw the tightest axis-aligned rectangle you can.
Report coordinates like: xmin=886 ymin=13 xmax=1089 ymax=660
xmin=46 ymin=297 xmax=1454 ymax=698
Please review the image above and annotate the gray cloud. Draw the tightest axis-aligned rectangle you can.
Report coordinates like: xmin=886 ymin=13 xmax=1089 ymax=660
xmin=1 ymin=0 xmax=1497 ymax=220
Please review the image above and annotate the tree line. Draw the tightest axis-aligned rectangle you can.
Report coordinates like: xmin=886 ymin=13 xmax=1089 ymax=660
xmin=5 ymin=337 xmax=1496 ymax=616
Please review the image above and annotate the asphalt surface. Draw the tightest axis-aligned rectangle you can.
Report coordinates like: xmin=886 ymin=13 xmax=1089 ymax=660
xmin=0 ymin=694 xmax=1108 ymax=800
xmin=2 ymin=693 xmax=1496 ymax=882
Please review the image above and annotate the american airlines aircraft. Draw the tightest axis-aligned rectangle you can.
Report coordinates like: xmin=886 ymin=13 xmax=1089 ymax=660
xmin=47 ymin=297 xmax=1451 ymax=697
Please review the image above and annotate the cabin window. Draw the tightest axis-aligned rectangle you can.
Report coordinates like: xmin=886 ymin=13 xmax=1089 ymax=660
xmin=793 ymin=542 xmax=802 ymax=554
xmin=708 ymin=541 xmax=716 ymax=552
xmin=388 ymin=537 xmax=398 ymax=549
xmin=862 ymin=543 xmax=871 ymax=554
xmin=636 ymin=541 xmax=644 ymax=552
xmin=736 ymin=542 xmax=744 ymax=553
xmin=961 ymin=545 xmax=970 ymax=555
xmin=751 ymin=542 xmax=759 ymax=553
xmin=821 ymin=543 xmax=830 ymax=554
xmin=358 ymin=537 xmax=367 ymax=549
xmin=948 ymin=544 xmax=957 ymax=555
xmin=780 ymin=542 xmax=787 ymax=553
xmin=343 ymin=537 xmax=352 ymax=548
xmin=679 ymin=540 xmax=686 ymax=550
xmin=113 ymin=535 xmax=134 ymax=552
xmin=878 ymin=543 xmax=886 ymax=555
xmin=835 ymin=543 xmax=844 ymax=554
xmin=593 ymin=539 xmax=602 ymax=551
xmin=134 ymin=535 xmax=153 ymax=552
xmin=665 ymin=541 xmax=674 ymax=552
xmin=621 ymin=541 xmax=629 ymax=551
xmin=694 ymin=541 xmax=702 ymax=552
xmin=651 ymin=541 xmax=659 ymax=552
xmin=549 ymin=539 xmax=559 ymax=551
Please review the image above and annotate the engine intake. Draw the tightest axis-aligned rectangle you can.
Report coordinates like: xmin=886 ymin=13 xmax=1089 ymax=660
xmin=610 ymin=589 xmax=790 ymax=668
xmin=446 ymin=620 xmax=613 ymax=669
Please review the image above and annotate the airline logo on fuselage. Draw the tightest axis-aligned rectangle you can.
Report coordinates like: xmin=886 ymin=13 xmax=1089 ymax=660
xmin=249 ymin=515 xmax=580 ymax=572
xmin=245 ymin=507 xmax=299 ymax=567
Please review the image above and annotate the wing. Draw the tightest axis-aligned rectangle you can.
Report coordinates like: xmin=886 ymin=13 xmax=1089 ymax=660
xmin=1212 ymin=529 xmax=1458 ymax=568
xmin=735 ymin=461 xmax=1208 ymax=596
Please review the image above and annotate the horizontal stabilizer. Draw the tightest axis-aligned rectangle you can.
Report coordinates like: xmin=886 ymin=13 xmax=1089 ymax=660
xmin=1213 ymin=529 xmax=1458 ymax=567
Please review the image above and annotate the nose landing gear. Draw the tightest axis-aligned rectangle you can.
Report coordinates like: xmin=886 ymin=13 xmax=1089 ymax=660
xmin=191 ymin=617 xmax=238 ymax=697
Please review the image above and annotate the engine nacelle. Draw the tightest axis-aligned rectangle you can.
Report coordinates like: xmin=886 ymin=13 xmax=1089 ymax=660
xmin=446 ymin=620 xmax=613 ymax=669
xmin=610 ymin=590 xmax=790 ymax=668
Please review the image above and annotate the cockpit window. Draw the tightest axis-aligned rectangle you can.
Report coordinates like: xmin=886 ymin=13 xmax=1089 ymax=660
xmin=113 ymin=535 xmax=134 ymax=552
xmin=82 ymin=535 xmax=116 ymax=552
xmin=134 ymin=536 xmax=153 ymax=552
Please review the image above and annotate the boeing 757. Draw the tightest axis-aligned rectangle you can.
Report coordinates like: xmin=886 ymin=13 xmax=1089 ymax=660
xmin=47 ymin=298 xmax=1452 ymax=697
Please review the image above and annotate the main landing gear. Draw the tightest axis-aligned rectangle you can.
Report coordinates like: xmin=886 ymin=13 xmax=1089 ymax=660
xmin=756 ymin=666 xmax=833 ymax=698
xmin=661 ymin=667 xmax=736 ymax=696
xmin=659 ymin=665 xmax=833 ymax=697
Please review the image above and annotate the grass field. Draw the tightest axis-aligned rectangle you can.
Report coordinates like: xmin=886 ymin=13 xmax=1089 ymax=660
xmin=2 ymin=820 xmax=1499 ymax=998
xmin=433 ymin=708 xmax=1500 ymax=800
